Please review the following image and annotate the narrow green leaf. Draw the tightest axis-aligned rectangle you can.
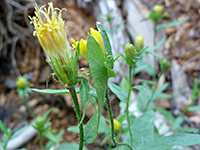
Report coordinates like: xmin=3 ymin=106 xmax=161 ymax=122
xmin=186 ymin=105 xmax=200 ymax=112
xmin=148 ymin=36 xmax=166 ymax=52
xmin=151 ymin=83 xmax=168 ymax=101
xmin=0 ymin=121 xmax=8 ymax=134
xmin=31 ymin=88 xmax=79 ymax=94
xmin=84 ymin=110 xmax=98 ymax=144
xmin=171 ymin=116 xmax=183 ymax=130
xmin=96 ymin=23 xmax=112 ymax=56
xmin=43 ymin=130 xmax=58 ymax=143
xmin=12 ymin=125 xmax=28 ymax=138
xmin=108 ymin=82 xmax=127 ymax=102
xmin=156 ymin=20 xmax=186 ymax=30
xmin=79 ymin=76 xmax=90 ymax=124
xmin=155 ymin=106 xmax=175 ymax=122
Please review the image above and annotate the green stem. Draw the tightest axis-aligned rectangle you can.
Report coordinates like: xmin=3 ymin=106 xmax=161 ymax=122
xmin=153 ymin=22 xmax=158 ymax=81
xmin=68 ymin=86 xmax=84 ymax=150
xmin=126 ymin=65 xmax=133 ymax=147
xmin=144 ymin=70 xmax=164 ymax=112
xmin=23 ymin=91 xmax=34 ymax=118
xmin=105 ymin=91 xmax=133 ymax=150
xmin=39 ymin=132 xmax=43 ymax=150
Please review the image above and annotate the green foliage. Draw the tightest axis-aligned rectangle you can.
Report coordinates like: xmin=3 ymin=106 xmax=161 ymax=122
xmin=58 ymin=143 xmax=87 ymax=150
xmin=190 ymin=78 xmax=200 ymax=103
xmin=108 ymin=82 xmax=128 ymax=102
xmin=156 ymin=20 xmax=187 ymax=30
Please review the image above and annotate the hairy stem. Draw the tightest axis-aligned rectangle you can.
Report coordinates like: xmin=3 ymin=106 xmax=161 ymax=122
xmin=39 ymin=132 xmax=43 ymax=150
xmin=153 ymin=22 xmax=158 ymax=81
xmin=105 ymin=90 xmax=133 ymax=150
xmin=126 ymin=65 xmax=133 ymax=147
xmin=68 ymin=86 xmax=84 ymax=150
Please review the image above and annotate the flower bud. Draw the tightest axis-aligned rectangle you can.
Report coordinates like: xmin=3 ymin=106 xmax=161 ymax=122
xmin=72 ymin=28 xmax=104 ymax=59
xmin=154 ymin=5 xmax=163 ymax=14
xmin=16 ymin=76 xmax=28 ymax=89
xmin=125 ymin=43 xmax=135 ymax=66
xmin=160 ymin=59 xmax=171 ymax=70
xmin=29 ymin=2 xmax=77 ymax=86
xmin=113 ymin=119 xmax=120 ymax=131
xmin=135 ymin=35 xmax=144 ymax=51
xmin=36 ymin=116 xmax=44 ymax=131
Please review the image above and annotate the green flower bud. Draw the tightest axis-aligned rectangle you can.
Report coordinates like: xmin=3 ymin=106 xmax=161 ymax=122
xmin=160 ymin=59 xmax=171 ymax=70
xmin=125 ymin=43 xmax=135 ymax=66
xmin=154 ymin=5 xmax=163 ymax=14
xmin=16 ymin=76 xmax=28 ymax=89
xmin=36 ymin=116 xmax=45 ymax=132
xmin=106 ymin=13 xmax=111 ymax=22
xmin=135 ymin=35 xmax=144 ymax=51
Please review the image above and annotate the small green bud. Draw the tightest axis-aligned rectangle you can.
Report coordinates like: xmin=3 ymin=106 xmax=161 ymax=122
xmin=36 ymin=116 xmax=44 ymax=131
xmin=154 ymin=5 xmax=163 ymax=14
xmin=135 ymin=35 xmax=144 ymax=51
xmin=16 ymin=76 xmax=28 ymax=89
xmin=106 ymin=13 xmax=111 ymax=22
xmin=125 ymin=43 xmax=135 ymax=65
xmin=160 ymin=59 xmax=171 ymax=70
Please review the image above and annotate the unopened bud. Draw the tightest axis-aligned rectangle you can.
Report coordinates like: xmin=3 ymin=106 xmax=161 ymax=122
xmin=113 ymin=119 xmax=120 ymax=131
xmin=125 ymin=43 xmax=135 ymax=66
xmin=36 ymin=116 xmax=44 ymax=131
xmin=16 ymin=76 xmax=28 ymax=89
xmin=154 ymin=5 xmax=163 ymax=14
xmin=160 ymin=59 xmax=171 ymax=70
xmin=135 ymin=35 xmax=144 ymax=51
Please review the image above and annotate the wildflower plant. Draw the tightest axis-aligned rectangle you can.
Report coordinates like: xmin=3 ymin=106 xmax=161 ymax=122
xmin=28 ymin=2 xmax=200 ymax=150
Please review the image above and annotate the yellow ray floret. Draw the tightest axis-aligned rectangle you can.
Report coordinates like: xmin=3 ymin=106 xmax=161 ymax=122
xmin=72 ymin=28 xmax=104 ymax=59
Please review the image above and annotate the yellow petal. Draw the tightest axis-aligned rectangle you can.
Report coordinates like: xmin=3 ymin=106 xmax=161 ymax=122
xmin=79 ymin=39 xmax=88 ymax=59
xmin=90 ymin=28 xmax=104 ymax=51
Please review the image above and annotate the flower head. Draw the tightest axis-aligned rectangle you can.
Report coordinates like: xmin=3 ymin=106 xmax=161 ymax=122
xmin=16 ymin=76 xmax=28 ymax=89
xmin=72 ymin=28 xmax=104 ymax=59
xmin=125 ymin=43 xmax=136 ymax=66
xmin=135 ymin=35 xmax=144 ymax=51
xmin=154 ymin=5 xmax=163 ymax=14
xmin=29 ymin=2 xmax=77 ymax=85
xmin=113 ymin=119 xmax=120 ymax=131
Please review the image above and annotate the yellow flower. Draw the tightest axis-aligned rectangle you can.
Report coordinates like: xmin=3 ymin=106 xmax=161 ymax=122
xmin=113 ymin=119 xmax=120 ymax=131
xmin=16 ymin=76 xmax=27 ymax=89
xmin=72 ymin=28 xmax=104 ymax=59
xmin=29 ymin=2 xmax=77 ymax=85
xmin=135 ymin=35 xmax=144 ymax=51
xmin=154 ymin=5 xmax=163 ymax=14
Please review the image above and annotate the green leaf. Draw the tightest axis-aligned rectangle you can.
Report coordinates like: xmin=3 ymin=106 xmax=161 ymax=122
xmin=84 ymin=110 xmax=98 ymax=144
xmin=171 ymin=116 xmax=183 ymax=130
xmin=186 ymin=105 xmax=200 ymax=112
xmin=85 ymin=33 xmax=108 ymax=143
xmin=191 ymin=78 xmax=200 ymax=102
xmin=148 ymin=36 xmax=166 ymax=52
xmin=151 ymin=83 xmax=168 ymax=101
xmin=96 ymin=23 xmax=112 ymax=57
xmin=43 ymin=130 xmax=58 ymax=143
xmin=98 ymin=116 xmax=110 ymax=133
xmin=138 ymin=133 xmax=200 ymax=150
xmin=156 ymin=20 xmax=186 ymax=30
xmin=31 ymin=88 xmax=80 ymax=94
xmin=0 ymin=120 xmax=8 ymax=134
xmin=123 ymin=111 xmax=155 ymax=148
xmin=12 ymin=125 xmax=28 ymax=138
xmin=67 ymin=126 xmax=79 ymax=133
xmin=108 ymin=82 xmax=127 ymax=102
xmin=155 ymin=106 xmax=175 ymax=122
xmin=58 ymin=143 xmax=87 ymax=150
xmin=135 ymin=60 xmax=154 ymax=75
xmin=79 ymin=76 xmax=90 ymax=124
